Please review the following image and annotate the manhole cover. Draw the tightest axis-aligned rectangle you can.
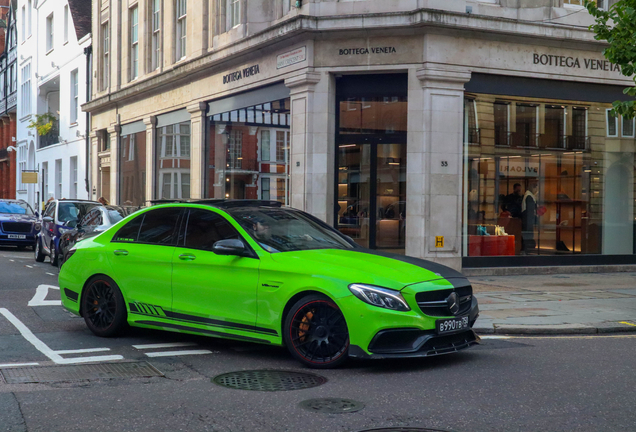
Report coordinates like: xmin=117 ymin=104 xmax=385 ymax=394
xmin=299 ymin=397 xmax=365 ymax=414
xmin=0 ymin=361 xmax=163 ymax=384
xmin=212 ymin=369 xmax=326 ymax=391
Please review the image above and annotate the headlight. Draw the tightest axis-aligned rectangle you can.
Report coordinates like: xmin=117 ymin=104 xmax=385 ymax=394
xmin=348 ymin=284 xmax=410 ymax=312
xmin=34 ymin=223 xmax=41 ymax=231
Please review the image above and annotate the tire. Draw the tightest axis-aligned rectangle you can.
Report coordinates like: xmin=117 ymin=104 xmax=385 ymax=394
xmin=50 ymin=242 xmax=58 ymax=267
xmin=283 ymin=294 xmax=349 ymax=369
xmin=57 ymin=252 xmax=65 ymax=270
xmin=34 ymin=238 xmax=45 ymax=262
xmin=81 ymin=275 xmax=128 ymax=337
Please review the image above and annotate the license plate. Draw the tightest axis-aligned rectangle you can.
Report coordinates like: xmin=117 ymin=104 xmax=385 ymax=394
xmin=436 ymin=316 xmax=469 ymax=334
xmin=8 ymin=234 xmax=26 ymax=239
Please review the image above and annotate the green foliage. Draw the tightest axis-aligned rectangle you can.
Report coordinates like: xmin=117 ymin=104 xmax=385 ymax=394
xmin=27 ymin=113 xmax=57 ymax=136
xmin=585 ymin=0 xmax=636 ymax=118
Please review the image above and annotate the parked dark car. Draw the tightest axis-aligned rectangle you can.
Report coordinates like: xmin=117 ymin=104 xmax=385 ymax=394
xmin=35 ymin=199 xmax=102 ymax=266
xmin=58 ymin=205 xmax=141 ymax=268
xmin=0 ymin=200 xmax=40 ymax=249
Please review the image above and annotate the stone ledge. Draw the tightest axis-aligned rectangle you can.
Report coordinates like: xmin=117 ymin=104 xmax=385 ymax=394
xmin=463 ymin=265 xmax=636 ymax=277
xmin=474 ymin=322 xmax=636 ymax=335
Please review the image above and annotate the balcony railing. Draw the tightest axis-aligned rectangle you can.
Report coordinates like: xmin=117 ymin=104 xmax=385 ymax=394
xmin=491 ymin=131 xmax=590 ymax=151
xmin=38 ymin=120 xmax=60 ymax=149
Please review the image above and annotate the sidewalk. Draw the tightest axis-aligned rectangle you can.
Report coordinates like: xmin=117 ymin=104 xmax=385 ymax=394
xmin=469 ymin=272 xmax=636 ymax=334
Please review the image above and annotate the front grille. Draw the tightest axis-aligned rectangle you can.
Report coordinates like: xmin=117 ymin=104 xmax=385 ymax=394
xmin=415 ymin=285 xmax=473 ymax=317
xmin=1 ymin=222 xmax=32 ymax=233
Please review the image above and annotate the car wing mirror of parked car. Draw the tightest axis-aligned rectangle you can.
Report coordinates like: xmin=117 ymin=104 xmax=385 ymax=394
xmin=212 ymin=239 xmax=248 ymax=257
xmin=42 ymin=216 xmax=53 ymax=223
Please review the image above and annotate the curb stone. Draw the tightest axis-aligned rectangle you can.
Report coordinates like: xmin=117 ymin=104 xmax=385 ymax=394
xmin=474 ymin=322 xmax=636 ymax=335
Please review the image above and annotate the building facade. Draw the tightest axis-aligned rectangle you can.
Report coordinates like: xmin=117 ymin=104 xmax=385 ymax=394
xmin=0 ymin=0 xmax=17 ymax=200
xmin=84 ymin=0 xmax=634 ymax=270
xmin=16 ymin=0 xmax=91 ymax=210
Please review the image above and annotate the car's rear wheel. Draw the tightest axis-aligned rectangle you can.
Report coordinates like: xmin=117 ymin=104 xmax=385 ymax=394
xmin=283 ymin=294 xmax=349 ymax=369
xmin=50 ymin=242 xmax=58 ymax=267
xmin=34 ymin=238 xmax=45 ymax=262
xmin=82 ymin=276 xmax=127 ymax=337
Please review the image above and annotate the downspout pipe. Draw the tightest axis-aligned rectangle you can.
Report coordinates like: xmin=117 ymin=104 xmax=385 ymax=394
xmin=84 ymin=45 xmax=92 ymax=197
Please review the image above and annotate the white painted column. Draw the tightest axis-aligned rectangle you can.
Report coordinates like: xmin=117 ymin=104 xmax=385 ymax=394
xmin=187 ymin=102 xmax=207 ymax=199
xmin=89 ymin=131 xmax=99 ymax=201
xmin=107 ymin=124 xmax=120 ymax=205
xmin=143 ymin=116 xmax=157 ymax=203
xmin=407 ymin=64 xmax=471 ymax=270
xmin=285 ymin=70 xmax=335 ymax=223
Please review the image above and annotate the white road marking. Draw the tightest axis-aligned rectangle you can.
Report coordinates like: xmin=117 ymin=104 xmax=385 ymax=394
xmin=28 ymin=285 xmax=62 ymax=306
xmin=54 ymin=348 xmax=111 ymax=354
xmin=25 ymin=265 xmax=33 ymax=269
xmin=132 ymin=342 xmax=198 ymax=349
xmin=46 ymin=272 xmax=56 ymax=276
xmin=0 ymin=362 xmax=40 ymax=368
xmin=480 ymin=335 xmax=512 ymax=340
xmin=0 ymin=308 xmax=123 ymax=364
xmin=9 ymin=259 xmax=14 ymax=262
xmin=145 ymin=350 xmax=214 ymax=358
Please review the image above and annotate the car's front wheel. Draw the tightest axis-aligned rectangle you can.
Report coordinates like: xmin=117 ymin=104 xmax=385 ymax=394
xmin=34 ymin=238 xmax=45 ymax=262
xmin=283 ymin=294 xmax=349 ymax=369
xmin=50 ymin=243 xmax=58 ymax=267
xmin=82 ymin=276 xmax=127 ymax=337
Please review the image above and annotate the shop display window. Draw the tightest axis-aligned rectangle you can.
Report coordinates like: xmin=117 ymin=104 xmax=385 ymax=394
xmin=119 ymin=130 xmax=146 ymax=206
xmin=205 ymin=98 xmax=290 ymax=205
xmin=464 ymin=94 xmax=636 ymax=258
xmin=155 ymin=122 xmax=191 ymax=199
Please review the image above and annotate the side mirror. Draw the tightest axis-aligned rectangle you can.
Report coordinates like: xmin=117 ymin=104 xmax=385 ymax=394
xmin=43 ymin=216 xmax=53 ymax=223
xmin=212 ymin=239 xmax=248 ymax=256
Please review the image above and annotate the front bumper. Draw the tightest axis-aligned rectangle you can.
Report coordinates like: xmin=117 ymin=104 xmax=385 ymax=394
xmin=346 ymin=296 xmax=480 ymax=359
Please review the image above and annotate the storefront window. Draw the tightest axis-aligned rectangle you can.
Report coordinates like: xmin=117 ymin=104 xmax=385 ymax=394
xmin=464 ymin=93 xmax=636 ymax=259
xmin=156 ymin=121 xmax=191 ymax=199
xmin=206 ymin=97 xmax=290 ymax=204
xmin=335 ymin=74 xmax=407 ymax=253
xmin=119 ymin=128 xmax=146 ymax=206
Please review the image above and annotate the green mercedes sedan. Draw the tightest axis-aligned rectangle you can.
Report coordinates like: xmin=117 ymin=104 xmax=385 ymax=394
xmin=59 ymin=200 xmax=479 ymax=368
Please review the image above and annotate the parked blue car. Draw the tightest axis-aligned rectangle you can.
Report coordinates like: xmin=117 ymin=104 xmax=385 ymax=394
xmin=35 ymin=199 xmax=102 ymax=266
xmin=0 ymin=199 xmax=40 ymax=249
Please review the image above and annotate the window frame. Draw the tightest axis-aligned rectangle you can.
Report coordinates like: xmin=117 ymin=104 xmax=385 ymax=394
xmin=111 ymin=208 xmax=183 ymax=246
xmin=151 ymin=0 xmax=161 ymax=71
xmin=622 ymin=116 xmax=635 ymax=138
xmin=130 ymin=6 xmax=139 ymax=81
xmin=181 ymin=208 xmax=243 ymax=252
xmin=46 ymin=13 xmax=54 ymax=52
xmin=101 ymin=22 xmax=110 ymax=91
xmin=175 ymin=0 xmax=187 ymax=61
xmin=606 ymin=108 xmax=618 ymax=137
xmin=228 ymin=0 xmax=240 ymax=29
xmin=63 ymin=4 xmax=69 ymax=44
xmin=70 ymin=69 xmax=79 ymax=123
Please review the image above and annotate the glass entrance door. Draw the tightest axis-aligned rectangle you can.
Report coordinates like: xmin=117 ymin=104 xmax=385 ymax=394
xmin=334 ymin=74 xmax=408 ymax=253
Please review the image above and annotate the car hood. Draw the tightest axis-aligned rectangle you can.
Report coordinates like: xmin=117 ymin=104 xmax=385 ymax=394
xmin=0 ymin=213 xmax=37 ymax=223
xmin=269 ymin=248 xmax=465 ymax=290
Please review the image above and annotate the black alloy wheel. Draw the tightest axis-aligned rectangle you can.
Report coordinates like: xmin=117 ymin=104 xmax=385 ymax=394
xmin=284 ymin=294 xmax=349 ymax=369
xmin=34 ymin=238 xmax=45 ymax=262
xmin=50 ymin=242 xmax=58 ymax=267
xmin=82 ymin=276 xmax=127 ymax=337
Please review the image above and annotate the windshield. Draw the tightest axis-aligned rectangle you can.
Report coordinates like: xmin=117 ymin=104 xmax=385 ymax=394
xmin=58 ymin=202 xmax=101 ymax=224
xmin=0 ymin=201 xmax=33 ymax=215
xmin=229 ymin=208 xmax=354 ymax=253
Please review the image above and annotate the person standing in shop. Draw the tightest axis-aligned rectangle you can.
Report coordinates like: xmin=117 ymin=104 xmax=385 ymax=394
xmin=505 ymin=183 xmax=523 ymax=218
xmin=521 ymin=181 xmax=538 ymax=253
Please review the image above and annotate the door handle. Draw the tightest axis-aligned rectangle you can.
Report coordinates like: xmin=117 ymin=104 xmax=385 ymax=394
xmin=113 ymin=249 xmax=129 ymax=256
xmin=179 ymin=253 xmax=196 ymax=261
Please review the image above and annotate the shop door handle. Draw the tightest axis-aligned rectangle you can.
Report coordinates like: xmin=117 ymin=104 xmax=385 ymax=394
xmin=113 ymin=249 xmax=129 ymax=256
xmin=179 ymin=253 xmax=196 ymax=261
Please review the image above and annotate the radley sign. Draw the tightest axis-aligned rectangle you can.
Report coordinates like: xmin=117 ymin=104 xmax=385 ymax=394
xmin=533 ymin=53 xmax=620 ymax=72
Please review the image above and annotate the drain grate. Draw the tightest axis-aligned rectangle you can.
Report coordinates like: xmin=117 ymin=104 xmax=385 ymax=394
xmin=0 ymin=362 xmax=163 ymax=384
xmin=212 ymin=369 xmax=326 ymax=391
xmin=299 ymin=398 xmax=365 ymax=414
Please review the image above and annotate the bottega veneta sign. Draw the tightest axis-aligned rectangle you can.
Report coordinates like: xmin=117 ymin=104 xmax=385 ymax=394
xmin=533 ymin=53 xmax=620 ymax=72
xmin=223 ymin=64 xmax=261 ymax=84
xmin=339 ymin=46 xmax=397 ymax=55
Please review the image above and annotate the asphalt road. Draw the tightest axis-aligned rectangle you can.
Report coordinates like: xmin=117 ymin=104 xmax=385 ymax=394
xmin=0 ymin=247 xmax=635 ymax=432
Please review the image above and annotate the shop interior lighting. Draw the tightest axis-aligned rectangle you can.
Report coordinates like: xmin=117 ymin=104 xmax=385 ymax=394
xmin=339 ymin=144 xmax=356 ymax=148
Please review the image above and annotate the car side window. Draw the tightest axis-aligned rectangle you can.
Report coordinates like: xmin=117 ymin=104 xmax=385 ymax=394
xmin=137 ymin=208 xmax=182 ymax=245
xmin=81 ymin=209 xmax=102 ymax=227
xmin=184 ymin=209 xmax=240 ymax=251
xmin=112 ymin=214 xmax=144 ymax=243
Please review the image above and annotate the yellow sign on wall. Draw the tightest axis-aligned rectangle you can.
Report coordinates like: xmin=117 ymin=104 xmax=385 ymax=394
xmin=22 ymin=172 xmax=38 ymax=184
xmin=435 ymin=236 xmax=444 ymax=248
